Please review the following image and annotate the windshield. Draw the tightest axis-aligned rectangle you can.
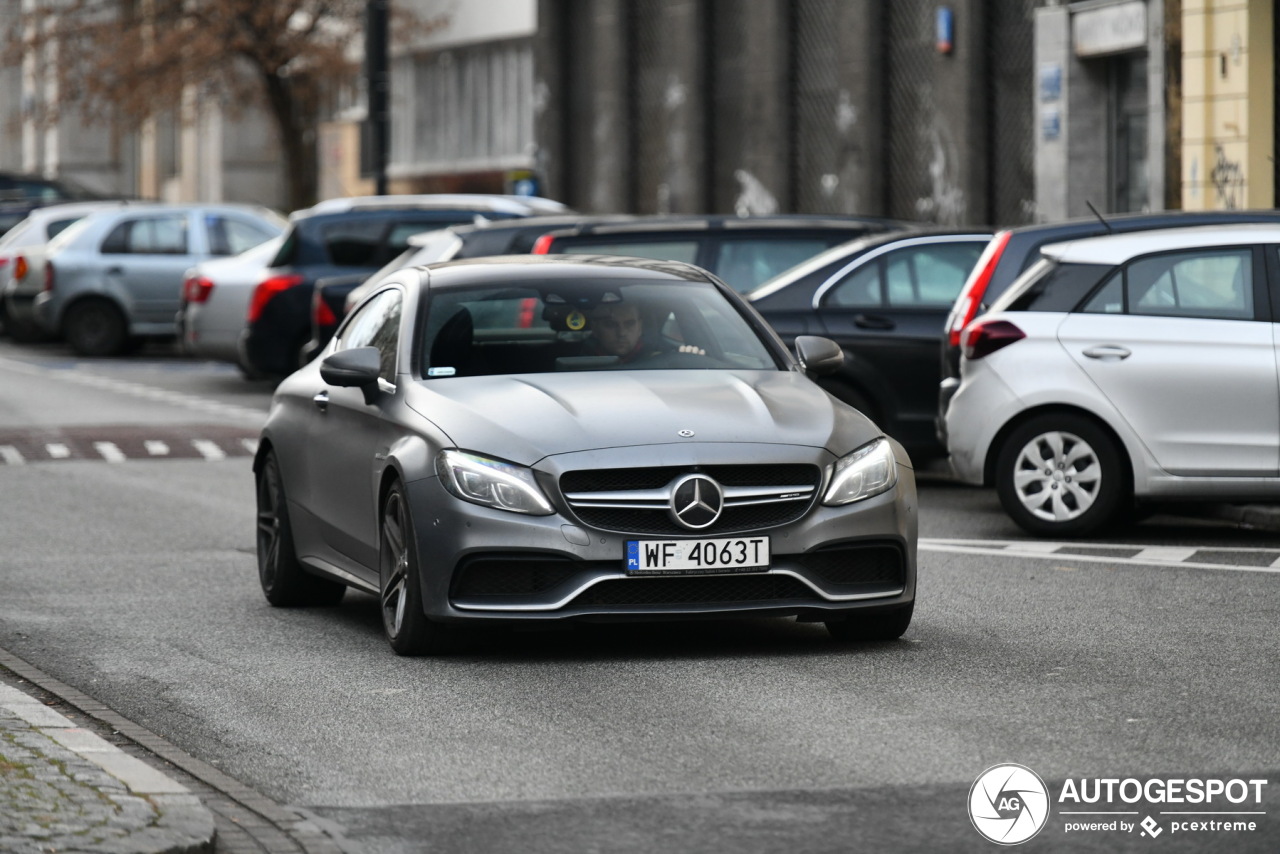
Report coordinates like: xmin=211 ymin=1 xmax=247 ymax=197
xmin=421 ymin=279 xmax=780 ymax=378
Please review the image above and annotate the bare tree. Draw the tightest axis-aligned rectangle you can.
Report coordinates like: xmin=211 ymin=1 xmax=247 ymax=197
xmin=8 ymin=0 xmax=371 ymax=210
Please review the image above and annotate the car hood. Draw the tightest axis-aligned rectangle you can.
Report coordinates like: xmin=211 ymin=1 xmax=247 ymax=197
xmin=404 ymin=370 xmax=881 ymax=465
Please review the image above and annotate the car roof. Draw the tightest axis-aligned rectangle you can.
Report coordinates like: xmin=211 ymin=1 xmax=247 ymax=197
xmin=297 ymin=194 xmax=569 ymax=219
xmin=416 ymin=254 xmax=717 ymax=289
xmin=545 ymin=213 xmax=909 ymax=236
xmin=1042 ymin=223 xmax=1280 ymax=265
xmin=434 ymin=214 xmax=638 ymax=242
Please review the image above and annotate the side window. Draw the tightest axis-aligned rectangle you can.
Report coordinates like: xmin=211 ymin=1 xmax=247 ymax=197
xmin=559 ymin=240 xmax=700 ymax=264
xmin=1081 ymin=272 xmax=1125 ymax=314
xmin=101 ymin=216 xmax=189 ymax=255
xmin=884 ymin=243 xmax=985 ymax=307
xmin=321 ymin=220 xmax=387 ymax=267
xmin=1127 ymin=249 xmax=1254 ymax=320
xmin=713 ymin=238 xmax=833 ymax=292
xmin=207 ymin=216 xmax=275 ymax=256
xmin=339 ymin=289 xmax=401 ymax=383
xmin=827 ymin=261 xmax=883 ymax=308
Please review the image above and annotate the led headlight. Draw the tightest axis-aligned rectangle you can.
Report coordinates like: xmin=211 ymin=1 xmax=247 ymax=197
xmin=822 ymin=438 xmax=898 ymax=505
xmin=435 ymin=450 xmax=554 ymax=515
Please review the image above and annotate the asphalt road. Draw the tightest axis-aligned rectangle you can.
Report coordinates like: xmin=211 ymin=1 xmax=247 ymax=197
xmin=0 ymin=341 xmax=1277 ymax=853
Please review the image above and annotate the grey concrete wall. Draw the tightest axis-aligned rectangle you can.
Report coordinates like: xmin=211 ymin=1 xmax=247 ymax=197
xmin=793 ymin=0 xmax=885 ymax=215
xmin=708 ymin=0 xmax=790 ymax=214
xmin=564 ymin=0 xmax=633 ymax=212
xmin=885 ymin=0 xmax=988 ymax=225
xmin=633 ymin=0 xmax=707 ymax=213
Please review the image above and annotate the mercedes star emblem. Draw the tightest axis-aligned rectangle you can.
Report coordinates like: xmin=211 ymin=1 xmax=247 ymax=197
xmin=678 ymin=429 xmax=695 ymax=438
xmin=669 ymin=474 xmax=724 ymax=530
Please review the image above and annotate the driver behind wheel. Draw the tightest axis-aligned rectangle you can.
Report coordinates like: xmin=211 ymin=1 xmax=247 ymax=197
xmin=585 ymin=300 xmax=704 ymax=363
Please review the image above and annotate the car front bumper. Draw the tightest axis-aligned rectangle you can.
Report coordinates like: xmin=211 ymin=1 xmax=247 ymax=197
xmin=405 ymin=445 xmax=918 ymax=626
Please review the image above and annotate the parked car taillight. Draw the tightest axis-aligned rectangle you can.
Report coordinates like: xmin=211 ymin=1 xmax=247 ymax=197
xmin=13 ymin=255 xmax=28 ymax=281
xmin=183 ymin=275 xmax=215 ymax=304
xmin=961 ymin=319 xmax=1025 ymax=360
xmin=312 ymin=288 xmax=336 ymax=328
xmin=947 ymin=230 xmax=1010 ymax=349
xmin=531 ymin=234 xmax=555 ymax=254
xmin=43 ymin=261 xmax=55 ymax=293
xmin=247 ymin=274 xmax=304 ymax=323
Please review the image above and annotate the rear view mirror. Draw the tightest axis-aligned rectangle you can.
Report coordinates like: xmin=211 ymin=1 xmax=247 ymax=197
xmin=320 ymin=346 xmax=382 ymax=403
xmin=794 ymin=335 xmax=844 ymax=376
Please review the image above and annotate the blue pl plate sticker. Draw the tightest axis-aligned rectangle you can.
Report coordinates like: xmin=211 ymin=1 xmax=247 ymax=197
xmin=626 ymin=541 xmax=639 ymax=570
xmin=427 ymin=367 xmax=457 ymax=377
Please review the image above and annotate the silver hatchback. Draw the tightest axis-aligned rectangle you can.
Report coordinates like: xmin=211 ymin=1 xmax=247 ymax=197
xmin=945 ymin=225 xmax=1280 ymax=536
xmin=33 ymin=203 xmax=285 ymax=355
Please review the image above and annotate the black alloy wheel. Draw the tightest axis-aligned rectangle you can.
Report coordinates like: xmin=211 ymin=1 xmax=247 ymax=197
xmin=64 ymin=299 xmax=127 ymax=357
xmin=256 ymin=450 xmax=346 ymax=606
xmin=380 ymin=481 xmax=465 ymax=655
xmin=825 ymin=603 xmax=913 ymax=642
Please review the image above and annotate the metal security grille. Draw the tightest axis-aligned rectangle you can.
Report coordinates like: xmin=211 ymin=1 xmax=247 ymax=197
xmin=987 ymin=0 xmax=1038 ymax=226
xmin=791 ymin=0 xmax=841 ymax=214
xmin=391 ymin=39 xmax=535 ymax=176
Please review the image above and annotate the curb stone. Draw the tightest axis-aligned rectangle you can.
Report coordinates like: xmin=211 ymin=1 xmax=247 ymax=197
xmin=0 ymin=681 xmax=214 ymax=854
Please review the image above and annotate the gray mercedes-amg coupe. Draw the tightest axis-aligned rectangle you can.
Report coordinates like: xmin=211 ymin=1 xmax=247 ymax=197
xmin=254 ymin=255 xmax=917 ymax=655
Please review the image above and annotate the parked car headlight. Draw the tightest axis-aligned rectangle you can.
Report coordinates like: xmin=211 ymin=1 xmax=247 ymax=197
xmin=822 ymin=438 xmax=898 ymax=505
xmin=435 ymin=450 xmax=554 ymax=515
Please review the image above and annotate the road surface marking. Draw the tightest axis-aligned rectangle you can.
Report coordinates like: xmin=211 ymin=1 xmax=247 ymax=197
xmin=45 ymin=443 xmax=71 ymax=459
xmin=921 ymin=538 xmax=1280 ymax=575
xmin=0 ymin=445 xmax=24 ymax=465
xmin=240 ymin=438 xmax=259 ymax=454
xmin=144 ymin=441 xmax=170 ymax=456
xmin=93 ymin=442 xmax=126 ymax=463
xmin=191 ymin=440 xmax=226 ymax=461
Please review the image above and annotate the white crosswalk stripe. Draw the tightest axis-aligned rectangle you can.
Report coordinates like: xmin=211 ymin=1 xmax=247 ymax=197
xmin=191 ymin=440 xmax=226 ymax=461
xmin=240 ymin=438 xmax=259 ymax=454
xmin=93 ymin=442 xmax=126 ymax=463
xmin=0 ymin=445 xmax=25 ymax=465
xmin=46 ymin=443 xmax=71 ymax=459
xmin=921 ymin=538 xmax=1280 ymax=575
xmin=144 ymin=441 xmax=171 ymax=456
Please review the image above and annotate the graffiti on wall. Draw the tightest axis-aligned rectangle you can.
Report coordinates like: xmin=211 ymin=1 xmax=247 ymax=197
xmin=914 ymin=126 xmax=966 ymax=224
xmin=1209 ymin=144 xmax=1244 ymax=210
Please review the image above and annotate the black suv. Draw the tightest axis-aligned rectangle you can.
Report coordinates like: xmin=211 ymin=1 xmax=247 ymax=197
xmin=240 ymin=195 xmax=569 ymax=377
xmin=936 ymin=209 xmax=1280 ymax=444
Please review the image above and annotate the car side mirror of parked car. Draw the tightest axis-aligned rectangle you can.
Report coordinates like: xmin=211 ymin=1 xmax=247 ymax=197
xmin=794 ymin=335 xmax=844 ymax=377
xmin=320 ymin=346 xmax=382 ymax=404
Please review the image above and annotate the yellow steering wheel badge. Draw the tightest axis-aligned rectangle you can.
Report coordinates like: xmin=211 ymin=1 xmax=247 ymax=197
xmin=566 ymin=310 xmax=587 ymax=331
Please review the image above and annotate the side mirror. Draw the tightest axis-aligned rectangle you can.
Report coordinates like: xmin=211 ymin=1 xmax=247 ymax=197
xmin=320 ymin=346 xmax=382 ymax=404
xmin=794 ymin=335 xmax=844 ymax=376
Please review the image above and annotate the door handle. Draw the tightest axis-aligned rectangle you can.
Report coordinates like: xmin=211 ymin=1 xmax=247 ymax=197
xmin=854 ymin=314 xmax=895 ymax=330
xmin=1082 ymin=345 xmax=1131 ymax=361
xmin=105 ymin=266 xmax=124 ymax=276
xmin=312 ymin=391 xmax=329 ymax=411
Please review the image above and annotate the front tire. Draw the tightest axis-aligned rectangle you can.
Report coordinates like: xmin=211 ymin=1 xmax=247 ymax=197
xmin=995 ymin=413 xmax=1127 ymax=537
xmin=380 ymin=481 xmax=467 ymax=655
xmin=256 ymin=451 xmax=346 ymax=606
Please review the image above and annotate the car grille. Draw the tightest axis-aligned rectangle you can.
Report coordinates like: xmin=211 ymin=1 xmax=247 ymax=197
xmin=795 ymin=543 xmax=905 ymax=590
xmin=451 ymin=557 xmax=580 ymax=598
xmin=572 ymin=574 xmax=815 ymax=607
xmin=560 ymin=464 xmax=821 ymax=536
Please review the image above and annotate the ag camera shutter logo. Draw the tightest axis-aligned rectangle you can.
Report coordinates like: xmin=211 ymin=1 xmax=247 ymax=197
xmin=969 ymin=764 xmax=1051 ymax=845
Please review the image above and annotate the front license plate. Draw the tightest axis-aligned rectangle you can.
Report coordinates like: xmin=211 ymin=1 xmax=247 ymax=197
xmin=625 ymin=537 xmax=770 ymax=575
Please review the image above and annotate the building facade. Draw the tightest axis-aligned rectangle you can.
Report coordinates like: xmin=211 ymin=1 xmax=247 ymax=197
xmin=533 ymin=0 xmax=1040 ymax=226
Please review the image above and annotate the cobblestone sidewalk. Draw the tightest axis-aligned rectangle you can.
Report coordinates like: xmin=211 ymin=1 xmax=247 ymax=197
xmin=0 ymin=682 xmax=214 ymax=854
